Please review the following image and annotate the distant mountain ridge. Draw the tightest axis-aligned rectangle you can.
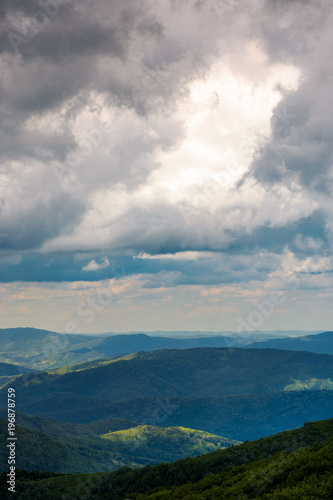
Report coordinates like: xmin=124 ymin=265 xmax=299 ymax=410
xmin=93 ymin=329 xmax=320 ymax=339
xmin=248 ymin=330 xmax=333 ymax=354
xmin=0 ymin=327 xmax=326 ymax=371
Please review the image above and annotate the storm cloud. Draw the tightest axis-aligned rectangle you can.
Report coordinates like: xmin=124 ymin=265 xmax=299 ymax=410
xmin=1 ymin=0 xmax=332 ymax=331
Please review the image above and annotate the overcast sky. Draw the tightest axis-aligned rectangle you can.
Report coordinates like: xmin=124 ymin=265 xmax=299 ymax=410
xmin=0 ymin=0 xmax=333 ymax=334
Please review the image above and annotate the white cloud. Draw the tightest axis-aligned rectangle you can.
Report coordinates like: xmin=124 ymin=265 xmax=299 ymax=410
xmin=82 ymin=257 xmax=110 ymax=271
xmin=136 ymin=251 xmax=213 ymax=261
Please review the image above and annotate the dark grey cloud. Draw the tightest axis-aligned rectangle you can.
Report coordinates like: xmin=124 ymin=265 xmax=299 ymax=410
xmin=1 ymin=0 xmax=151 ymax=60
xmin=0 ymin=174 xmax=84 ymax=251
xmin=248 ymin=0 xmax=333 ymax=195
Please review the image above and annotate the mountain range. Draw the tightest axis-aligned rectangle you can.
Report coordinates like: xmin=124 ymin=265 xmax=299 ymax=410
xmin=1 ymin=326 xmax=333 ymax=492
xmin=0 ymin=328 xmax=329 ymax=372
xmin=1 ymin=347 xmax=333 ymax=441
xmin=4 ymin=347 xmax=333 ymax=403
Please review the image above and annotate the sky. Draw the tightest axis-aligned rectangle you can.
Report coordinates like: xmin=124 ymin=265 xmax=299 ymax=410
xmin=0 ymin=0 xmax=333 ymax=334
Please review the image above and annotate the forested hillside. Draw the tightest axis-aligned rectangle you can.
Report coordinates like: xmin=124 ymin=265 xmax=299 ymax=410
xmin=4 ymin=417 xmax=333 ymax=499
xmin=0 ymin=416 xmax=237 ymax=474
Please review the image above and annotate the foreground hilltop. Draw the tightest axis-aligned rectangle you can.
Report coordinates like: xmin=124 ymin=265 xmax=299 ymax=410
xmin=4 ymin=417 xmax=333 ymax=499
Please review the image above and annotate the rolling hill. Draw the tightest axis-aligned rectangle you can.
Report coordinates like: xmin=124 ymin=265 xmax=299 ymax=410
xmin=0 ymin=414 xmax=237 ymax=474
xmin=3 ymin=348 xmax=333 ymax=407
xmin=0 ymin=408 xmax=138 ymax=444
xmin=0 ymin=362 xmax=33 ymax=388
xmin=0 ymin=328 xmax=101 ymax=370
xmin=0 ymin=328 xmax=97 ymax=353
xmin=6 ymin=417 xmax=333 ymax=500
